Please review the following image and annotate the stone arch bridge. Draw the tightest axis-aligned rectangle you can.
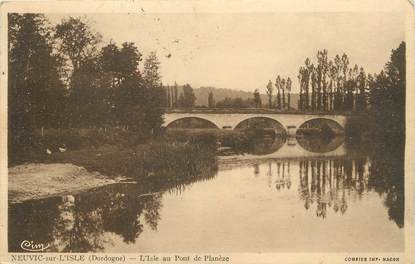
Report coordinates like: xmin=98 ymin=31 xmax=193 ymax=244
xmin=163 ymin=110 xmax=349 ymax=135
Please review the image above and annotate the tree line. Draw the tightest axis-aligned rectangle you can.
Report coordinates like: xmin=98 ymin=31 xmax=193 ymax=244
xmin=200 ymin=45 xmax=404 ymax=120
xmin=164 ymin=88 xmax=263 ymax=109
xmin=8 ymin=14 xmax=167 ymax=153
xmin=366 ymin=42 xmax=405 ymax=144
xmin=294 ymin=45 xmax=404 ymax=118
xmin=297 ymin=50 xmax=368 ymax=112
xmin=164 ymin=83 xmax=196 ymax=108
xmin=265 ymin=76 xmax=293 ymax=110
xmin=297 ymin=44 xmax=405 ymax=147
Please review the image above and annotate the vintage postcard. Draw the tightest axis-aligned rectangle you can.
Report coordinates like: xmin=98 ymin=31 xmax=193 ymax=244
xmin=0 ymin=0 xmax=414 ymax=263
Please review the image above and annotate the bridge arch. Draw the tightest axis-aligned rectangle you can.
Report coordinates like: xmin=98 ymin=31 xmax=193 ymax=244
xmin=165 ymin=116 xmax=220 ymax=129
xmin=297 ymin=117 xmax=345 ymax=136
xmin=234 ymin=116 xmax=287 ymax=134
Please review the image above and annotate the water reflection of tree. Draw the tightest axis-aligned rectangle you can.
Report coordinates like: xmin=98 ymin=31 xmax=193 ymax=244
xmin=9 ymin=186 xmax=162 ymax=252
xmin=9 ymin=159 xmax=218 ymax=252
xmin=9 ymin=198 xmax=61 ymax=252
xmin=298 ymin=158 xmax=368 ymax=219
xmin=368 ymin=148 xmax=404 ymax=228
xmin=52 ymin=194 xmax=106 ymax=252
xmin=296 ymin=156 xmax=404 ymax=227
xmin=264 ymin=160 xmax=292 ymax=191
xmin=253 ymin=164 xmax=260 ymax=177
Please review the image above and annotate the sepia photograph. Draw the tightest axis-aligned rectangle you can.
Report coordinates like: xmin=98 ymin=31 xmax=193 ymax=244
xmin=1 ymin=0 xmax=414 ymax=263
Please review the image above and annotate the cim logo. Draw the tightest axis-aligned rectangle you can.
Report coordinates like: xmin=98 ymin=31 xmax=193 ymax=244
xmin=20 ymin=240 xmax=50 ymax=252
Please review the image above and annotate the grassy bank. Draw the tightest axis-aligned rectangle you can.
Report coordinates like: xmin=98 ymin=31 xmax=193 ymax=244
xmin=9 ymin=128 xmax=218 ymax=182
xmin=9 ymin=128 xmax=149 ymax=165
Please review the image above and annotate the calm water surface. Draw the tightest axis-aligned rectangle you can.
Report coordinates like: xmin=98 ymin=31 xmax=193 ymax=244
xmin=9 ymin=136 xmax=404 ymax=252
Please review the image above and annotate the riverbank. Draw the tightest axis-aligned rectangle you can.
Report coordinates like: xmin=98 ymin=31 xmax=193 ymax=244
xmin=8 ymin=130 xmax=219 ymax=204
xmin=8 ymin=163 xmax=123 ymax=204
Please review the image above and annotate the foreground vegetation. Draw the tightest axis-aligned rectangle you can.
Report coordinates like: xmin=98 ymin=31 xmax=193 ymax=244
xmin=10 ymin=128 xmax=218 ymax=182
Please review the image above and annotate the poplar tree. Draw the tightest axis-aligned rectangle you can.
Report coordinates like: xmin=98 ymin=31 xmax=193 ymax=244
xmin=275 ymin=76 xmax=281 ymax=110
xmin=266 ymin=80 xmax=274 ymax=108
xmin=286 ymin=77 xmax=292 ymax=110
xmin=208 ymin=91 xmax=215 ymax=108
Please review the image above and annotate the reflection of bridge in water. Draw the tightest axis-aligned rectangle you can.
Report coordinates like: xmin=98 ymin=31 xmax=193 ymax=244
xmin=219 ymin=138 xmax=347 ymax=165
xmin=163 ymin=109 xmax=349 ymax=135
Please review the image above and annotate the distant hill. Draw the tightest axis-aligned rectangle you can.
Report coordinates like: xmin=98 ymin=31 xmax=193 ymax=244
xmin=194 ymin=86 xmax=300 ymax=109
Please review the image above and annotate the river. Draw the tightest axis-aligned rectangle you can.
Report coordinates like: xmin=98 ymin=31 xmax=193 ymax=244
xmin=8 ymin=136 xmax=404 ymax=253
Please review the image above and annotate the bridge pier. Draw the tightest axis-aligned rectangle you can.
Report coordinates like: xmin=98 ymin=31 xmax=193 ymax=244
xmin=286 ymin=126 xmax=297 ymax=136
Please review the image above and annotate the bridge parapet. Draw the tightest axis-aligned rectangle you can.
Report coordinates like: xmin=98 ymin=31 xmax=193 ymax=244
xmin=163 ymin=108 xmax=352 ymax=116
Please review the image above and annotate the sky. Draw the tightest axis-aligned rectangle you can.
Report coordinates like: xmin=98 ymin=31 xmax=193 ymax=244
xmin=47 ymin=11 xmax=405 ymax=93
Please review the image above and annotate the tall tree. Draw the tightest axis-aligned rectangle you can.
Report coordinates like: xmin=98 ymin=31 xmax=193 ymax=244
xmin=341 ymin=54 xmax=350 ymax=111
xmin=101 ymin=42 xmax=121 ymax=89
xmin=286 ymin=77 xmax=292 ymax=110
xmin=140 ymin=52 xmax=165 ymax=133
xmin=298 ymin=58 xmax=311 ymax=111
xmin=368 ymin=42 xmax=405 ymax=143
xmin=333 ymin=54 xmax=343 ymax=111
xmin=328 ymin=60 xmax=336 ymax=111
xmin=356 ymin=67 xmax=367 ymax=111
xmin=275 ymin=76 xmax=281 ymax=110
xmin=310 ymin=64 xmax=317 ymax=111
xmin=166 ymin=85 xmax=172 ymax=108
xmin=253 ymin=89 xmax=262 ymax=108
xmin=317 ymin=50 xmax=329 ymax=111
xmin=304 ymin=58 xmax=311 ymax=110
xmin=171 ymin=86 xmax=175 ymax=108
xmin=119 ymin=42 xmax=142 ymax=79
xmin=173 ymin=82 xmax=178 ymax=108
xmin=316 ymin=50 xmax=329 ymax=111
xmin=8 ymin=13 xmax=65 ymax=159
xmin=100 ymin=43 xmax=164 ymax=133
xmin=266 ymin=80 xmax=273 ymax=108
xmin=72 ymin=56 xmax=104 ymax=127
xmin=55 ymin=17 xmax=102 ymax=126
xmin=55 ymin=17 xmax=101 ymax=84
xmin=281 ymin=78 xmax=286 ymax=110
xmin=143 ymin=52 xmax=161 ymax=88
xmin=208 ymin=91 xmax=215 ymax=108
xmin=179 ymin=84 xmax=196 ymax=108
xmin=298 ymin=67 xmax=306 ymax=111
